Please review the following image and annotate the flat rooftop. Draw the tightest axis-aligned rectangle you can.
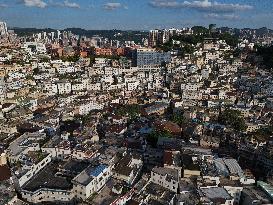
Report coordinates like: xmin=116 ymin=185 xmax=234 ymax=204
xmin=145 ymin=182 xmax=176 ymax=203
xmin=91 ymin=178 xmax=123 ymax=205
xmin=73 ymin=164 xmax=108 ymax=186
xmin=61 ymin=160 xmax=90 ymax=175
xmin=22 ymin=161 xmax=73 ymax=192
xmin=201 ymin=187 xmax=232 ymax=201
xmin=152 ymin=167 xmax=179 ymax=181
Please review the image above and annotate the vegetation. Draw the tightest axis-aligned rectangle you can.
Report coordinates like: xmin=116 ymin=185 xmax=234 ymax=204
xmin=37 ymin=151 xmax=46 ymax=162
xmin=256 ymin=45 xmax=273 ymax=69
xmin=157 ymin=25 xmax=239 ymax=54
xmin=219 ymin=32 xmax=239 ymax=47
xmin=170 ymin=112 xmax=186 ymax=126
xmin=146 ymin=129 xmax=173 ymax=147
xmin=115 ymin=104 xmax=141 ymax=120
xmin=252 ymin=126 xmax=273 ymax=142
xmin=40 ymin=56 xmax=50 ymax=62
xmin=33 ymin=67 xmax=39 ymax=75
xmin=192 ymin=26 xmax=209 ymax=34
xmin=61 ymin=55 xmax=80 ymax=62
xmin=89 ymin=55 xmax=96 ymax=65
xmin=96 ymin=54 xmax=120 ymax=60
xmin=13 ymin=27 xmax=148 ymax=44
xmin=218 ymin=109 xmax=246 ymax=131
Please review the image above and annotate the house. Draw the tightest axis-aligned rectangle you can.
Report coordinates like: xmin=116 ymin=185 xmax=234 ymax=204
xmin=21 ymin=162 xmax=74 ymax=203
xmin=112 ymin=153 xmax=143 ymax=185
xmin=56 ymin=81 xmax=71 ymax=94
xmin=72 ymin=164 xmax=111 ymax=200
xmin=151 ymin=167 xmax=179 ymax=193
xmin=182 ymin=154 xmax=201 ymax=178
xmin=144 ymin=103 xmax=169 ymax=115
xmin=105 ymin=124 xmax=127 ymax=137
xmin=200 ymin=187 xmax=234 ymax=205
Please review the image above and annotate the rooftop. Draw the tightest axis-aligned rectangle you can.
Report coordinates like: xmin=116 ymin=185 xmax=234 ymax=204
xmin=22 ymin=162 xmax=73 ymax=192
xmin=73 ymin=164 xmax=108 ymax=186
xmin=152 ymin=167 xmax=179 ymax=181
xmin=257 ymin=181 xmax=273 ymax=200
xmin=201 ymin=187 xmax=232 ymax=201
xmin=60 ymin=160 xmax=90 ymax=176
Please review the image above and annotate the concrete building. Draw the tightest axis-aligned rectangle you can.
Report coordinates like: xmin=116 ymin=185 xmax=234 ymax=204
xmin=0 ymin=21 xmax=7 ymax=36
xmin=132 ymin=48 xmax=171 ymax=67
xmin=72 ymin=164 xmax=111 ymax=200
xmin=151 ymin=167 xmax=179 ymax=193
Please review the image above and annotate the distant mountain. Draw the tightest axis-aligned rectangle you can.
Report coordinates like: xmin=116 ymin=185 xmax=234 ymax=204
xmin=10 ymin=26 xmax=272 ymax=43
xmin=218 ymin=27 xmax=273 ymax=36
xmin=11 ymin=27 xmax=57 ymax=36
xmin=10 ymin=27 xmax=148 ymax=43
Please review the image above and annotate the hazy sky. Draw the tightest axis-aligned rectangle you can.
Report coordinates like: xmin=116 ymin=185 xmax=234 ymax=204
xmin=0 ymin=0 xmax=272 ymax=30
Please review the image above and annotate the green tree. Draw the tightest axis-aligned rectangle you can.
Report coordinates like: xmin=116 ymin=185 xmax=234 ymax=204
xmin=33 ymin=67 xmax=39 ymax=75
xmin=256 ymin=45 xmax=273 ymax=69
xmin=115 ymin=104 xmax=141 ymax=120
xmin=170 ymin=112 xmax=186 ymax=126
xmin=191 ymin=26 xmax=209 ymax=34
xmin=220 ymin=32 xmax=239 ymax=47
xmin=218 ymin=109 xmax=246 ymax=131
xmin=40 ymin=56 xmax=50 ymax=62
xmin=209 ymin=24 xmax=217 ymax=34
xmin=146 ymin=130 xmax=173 ymax=147
xmin=89 ymin=55 xmax=96 ymax=66
xmin=61 ymin=55 xmax=80 ymax=62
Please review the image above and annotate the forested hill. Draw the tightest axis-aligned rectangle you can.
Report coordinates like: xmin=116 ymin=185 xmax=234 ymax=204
xmin=10 ymin=27 xmax=148 ymax=43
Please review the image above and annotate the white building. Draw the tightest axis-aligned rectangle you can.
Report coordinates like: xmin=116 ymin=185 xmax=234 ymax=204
xmin=57 ymin=81 xmax=71 ymax=94
xmin=0 ymin=21 xmax=7 ymax=36
xmin=151 ymin=167 xmax=179 ymax=193
xmin=72 ymin=164 xmax=111 ymax=200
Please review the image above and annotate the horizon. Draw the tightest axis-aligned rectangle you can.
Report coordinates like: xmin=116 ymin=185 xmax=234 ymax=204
xmin=7 ymin=26 xmax=273 ymax=32
xmin=0 ymin=0 xmax=273 ymax=30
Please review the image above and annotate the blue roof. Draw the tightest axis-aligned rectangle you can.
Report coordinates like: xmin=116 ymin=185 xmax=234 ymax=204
xmin=89 ymin=164 xmax=107 ymax=177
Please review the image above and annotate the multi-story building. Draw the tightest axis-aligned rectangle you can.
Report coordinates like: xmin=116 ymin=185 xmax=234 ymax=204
xmin=72 ymin=164 xmax=111 ymax=201
xmin=151 ymin=167 xmax=179 ymax=193
xmin=0 ymin=21 xmax=7 ymax=36
xmin=132 ymin=48 xmax=171 ymax=67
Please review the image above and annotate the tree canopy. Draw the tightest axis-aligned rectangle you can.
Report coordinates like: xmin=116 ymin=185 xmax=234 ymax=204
xmin=218 ymin=109 xmax=246 ymax=132
xmin=115 ymin=104 xmax=141 ymax=120
xmin=146 ymin=129 xmax=173 ymax=147
xmin=256 ymin=45 xmax=273 ymax=69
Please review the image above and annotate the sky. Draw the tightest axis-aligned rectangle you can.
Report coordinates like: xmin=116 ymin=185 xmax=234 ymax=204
xmin=0 ymin=0 xmax=272 ymax=30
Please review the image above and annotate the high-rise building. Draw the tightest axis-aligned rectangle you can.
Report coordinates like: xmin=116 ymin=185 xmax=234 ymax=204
xmin=149 ymin=29 xmax=173 ymax=47
xmin=0 ymin=21 xmax=8 ymax=36
xmin=148 ymin=29 xmax=159 ymax=47
xmin=57 ymin=30 xmax=61 ymax=39
xmin=51 ymin=32 xmax=55 ymax=40
xmin=132 ymin=48 xmax=171 ymax=67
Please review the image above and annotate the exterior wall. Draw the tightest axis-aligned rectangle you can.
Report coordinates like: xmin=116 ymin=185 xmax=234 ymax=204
xmin=78 ymin=101 xmax=104 ymax=115
xmin=224 ymin=186 xmax=243 ymax=205
xmin=73 ymin=166 xmax=111 ymax=200
xmin=41 ymin=147 xmax=71 ymax=159
xmin=183 ymin=169 xmax=201 ymax=178
xmin=151 ymin=171 xmax=178 ymax=192
xmin=57 ymin=82 xmax=71 ymax=94
xmin=44 ymin=83 xmax=58 ymax=95
xmin=133 ymin=48 xmax=171 ymax=67
xmin=19 ymin=154 xmax=52 ymax=187
xmin=22 ymin=189 xmax=73 ymax=203
xmin=87 ymin=83 xmax=101 ymax=91
xmin=112 ymin=172 xmax=131 ymax=185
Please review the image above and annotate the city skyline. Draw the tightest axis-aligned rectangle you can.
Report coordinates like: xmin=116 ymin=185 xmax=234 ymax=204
xmin=0 ymin=0 xmax=273 ymax=30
